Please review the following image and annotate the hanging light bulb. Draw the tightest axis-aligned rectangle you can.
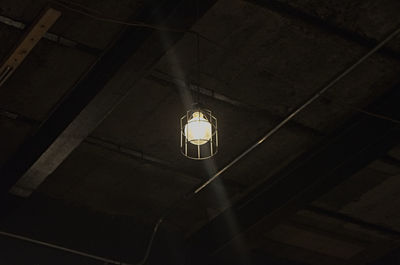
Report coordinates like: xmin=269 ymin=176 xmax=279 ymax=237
xmin=184 ymin=111 xmax=212 ymax=145
xmin=180 ymin=106 xmax=218 ymax=160
xmin=179 ymin=9 xmax=218 ymax=160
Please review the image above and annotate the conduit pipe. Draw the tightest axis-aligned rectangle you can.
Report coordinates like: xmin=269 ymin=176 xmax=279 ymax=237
xmin=0 ymin=230 xmax=130 ymax=265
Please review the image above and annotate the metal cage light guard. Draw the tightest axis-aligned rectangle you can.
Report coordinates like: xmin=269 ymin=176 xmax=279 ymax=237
xmin=180 ymin=2 xmax=218 ymax=160
xmin=180 ymin=104 xmax=218 ymax=160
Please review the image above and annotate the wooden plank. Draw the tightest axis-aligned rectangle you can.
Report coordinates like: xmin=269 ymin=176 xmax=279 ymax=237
xmin=0 ymin=8 xmax=61 ymax=87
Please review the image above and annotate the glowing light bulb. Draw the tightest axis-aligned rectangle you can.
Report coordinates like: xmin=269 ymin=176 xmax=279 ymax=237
xmin=184 ymin=111 xmax=212 ymax=145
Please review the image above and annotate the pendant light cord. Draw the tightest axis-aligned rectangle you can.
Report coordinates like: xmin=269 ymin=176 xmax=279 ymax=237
xmin=49 ymin=0 xmax=226 ymax=50
xmin=195 ymin=0 xmax=201 ymax=104
xmin=196 ymin=31 xmax=201 ymax=104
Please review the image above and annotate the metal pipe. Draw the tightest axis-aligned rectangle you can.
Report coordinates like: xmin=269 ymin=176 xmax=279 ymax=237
xmin=0 ymin=230 xmax=130 ymax=265
xmin=0 ymin=66 xmax=12 ymax=87
xmin=194 ymin=26 xmax=400 ymax=194
xmin=85 ymin=136 xmax=173 ymax=167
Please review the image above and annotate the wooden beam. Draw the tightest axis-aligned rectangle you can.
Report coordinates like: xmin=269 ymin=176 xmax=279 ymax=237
xmin=0 ymin=8 xmax=61 ymax=87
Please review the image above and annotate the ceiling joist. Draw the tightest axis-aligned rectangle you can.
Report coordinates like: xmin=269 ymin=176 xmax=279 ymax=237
xmin=0 ymin=8 xmax=61 ymax=87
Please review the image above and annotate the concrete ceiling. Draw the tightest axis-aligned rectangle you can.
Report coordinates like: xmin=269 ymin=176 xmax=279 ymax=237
xmin=0 ymin=0 xmax=399 ymax=264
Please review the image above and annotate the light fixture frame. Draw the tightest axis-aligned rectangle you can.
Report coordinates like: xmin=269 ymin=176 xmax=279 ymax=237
xmin=180 ymin=106 xmax=218 ymax=160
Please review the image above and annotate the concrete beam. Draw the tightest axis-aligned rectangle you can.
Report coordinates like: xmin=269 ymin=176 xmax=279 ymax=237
xmin=245 ymin=0 xmax=400 ymax=62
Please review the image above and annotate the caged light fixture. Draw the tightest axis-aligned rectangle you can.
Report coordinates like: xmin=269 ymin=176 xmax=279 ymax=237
xmin=180 ymin=103 xmax=218 ymax=160
xmin=180 ymin=5 xmax=218 ymax=160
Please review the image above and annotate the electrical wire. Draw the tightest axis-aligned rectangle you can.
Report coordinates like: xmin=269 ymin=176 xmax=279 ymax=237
xmin=0 ymin=218 xmax=164 ymax=265
xmin=49 ymin=0 xmax=227 ymax=50
xmin=134 ymin=218 xmax=164 ymax=265
xmin=52 ymin=0 xmax=103 ymax=15
xmin=51 ymin=0 xmax=185 ymax=32
xmin=0 ymin=230 xmax=130 ymax=265
xmin=321 ymin=96 xmax=400 ymax=124
xmin=195 ymin=0 xmax=201 ymax=104
xmin=351 ymin=106 xmax=400 ymax=124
